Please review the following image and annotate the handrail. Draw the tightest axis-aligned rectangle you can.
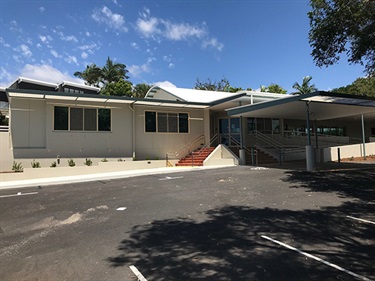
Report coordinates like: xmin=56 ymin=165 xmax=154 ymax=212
xmin=0 ymin=125 xmax=9 ymax=132
xmin=254 ymin=130 xmax=285 ymax=163
xmin=170 ymin=134 xmax=205 ymax=158
xmin=191 ymin=133 xmax=219 ymax=166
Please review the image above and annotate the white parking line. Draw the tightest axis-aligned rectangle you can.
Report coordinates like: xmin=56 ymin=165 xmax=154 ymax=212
xmin=159 ymin=176 xmax=183 ymax=181
xmin=129 ymin=265 xmax=148 ymax=281
xmin=0 ymin=191 xmax=38 ymax=198
xmin=261 ymin=235 xmax=372 ymax=281
xmin=347 ymin=216 xmax=375 ymax=226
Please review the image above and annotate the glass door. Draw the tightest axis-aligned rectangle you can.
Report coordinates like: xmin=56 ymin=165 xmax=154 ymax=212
xmin=219 ymin=118 xmax=240 ymax=146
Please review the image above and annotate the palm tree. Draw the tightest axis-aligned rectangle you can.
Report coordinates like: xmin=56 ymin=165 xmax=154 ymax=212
xmin=133 ymin=83 xmax=152 ymax=98
xmin=74 ymin=64 xmax=102 ymax=87
xmin=292 ymin=76 xmax=318 ymax=94
xmin=101 ymin=57 xmax=129 ymax=85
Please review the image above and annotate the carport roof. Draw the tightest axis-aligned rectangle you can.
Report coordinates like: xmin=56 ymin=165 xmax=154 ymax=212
xmin=226 ymin=91 xmax=375 ymax=121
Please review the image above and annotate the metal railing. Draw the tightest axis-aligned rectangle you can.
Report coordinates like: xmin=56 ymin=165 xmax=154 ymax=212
xmin=227 ymin=135 xmax=258 ymax=165
xmin=254 ymin=130 xmax=285 ymax=163
xmin=0 ymin=125 xmax=9 ymax=132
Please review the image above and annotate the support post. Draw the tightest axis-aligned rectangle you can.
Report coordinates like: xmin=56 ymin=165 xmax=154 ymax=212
xmin=361 ymin=114 xmax=366 ymax=158
xmin=305 ymin=101 xmax=314 ymax=171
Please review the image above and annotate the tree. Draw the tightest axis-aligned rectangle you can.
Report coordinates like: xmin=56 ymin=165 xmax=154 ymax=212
xmin=100 ymin=79 xmax=133 ymax=97
xmin=260 ymin=84 xmax=287 ymax=94
xmin=101 ymin=57 xmax=129 ymax=85
xmin=194 ymin=77 xmax=230 ymax=91
xmin=332 ymin=76 xmax=375 ymax=96
xmin=73 ymin=64 xmax=102 ymax=87
xmin=292 ymin=76 xmax=318 ymax=94
xmin=133 ymin=83 xmax=152 ymax=98
xmin=308 ymin=0 xmax=375 ymax=76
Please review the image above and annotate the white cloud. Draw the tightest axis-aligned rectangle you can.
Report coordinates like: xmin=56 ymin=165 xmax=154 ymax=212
xmin=136 ymin=17 xmax=159 ymax=37
xmin=162 ymin=21 xmax=206 ymax=41
xmin=10 ymin=20 xmax=22 ymax=33
xmin=85 ymin=31 xmax=91 ymax=37
xmin=65 ymin=55 xmax=78 ymax=65
xmin=153 ymin=81 xmax=176 ymax=88
xmin=39 ymin=7 xmax=45 ymax=13
xmin=39 ymin=35 xmax=52 ymax=44
xmin=202 ymin=37 xmax=224 ymax=52
xmin=131 ymin=42 xmax=140 ymax=50
xmin=16 ymin=44 xmax=32 ymax=58
xmin=128 ymin=63 xmax=151 ymax=78
xmin=168 ymin=63 xmax=175 ymax=69
xmin=0 ymin=67 xmax=14 ymax=87
xmin=19 ymin=64 xmax=82 ymax=84
xmin=50 ymin=49 xmax=60 ymax=58
xmin=135 ymin=10 xmax=221 ymax=51
xmin=92 ymin=6 xmax=127 ymax=32
xmin=81 ymin=52 xmax=88 ymax=59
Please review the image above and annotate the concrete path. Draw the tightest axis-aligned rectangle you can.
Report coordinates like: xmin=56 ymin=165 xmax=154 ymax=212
xmin=0 ymin=165 xmax=232 ymax=190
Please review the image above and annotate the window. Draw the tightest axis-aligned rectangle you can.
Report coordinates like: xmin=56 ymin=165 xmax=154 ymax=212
xmin=84 ymin=108 xmax=97 ymax=131
xmin=145 ymin=111 xmax=156 ymax=132
xmin=179 ymin=113 xmax=188 ymax=133
xmin=145 ymin=111 xmax=189 ymax=133
xmin=98 ymin=109 xmax=111 ymax=131
xmin=70 ymin=108 xmax=83 ymax=131
xmin=54 ymin=106 xmax=111 ymax=132
xmin=54 ymin=106 xmax=68 ymax=130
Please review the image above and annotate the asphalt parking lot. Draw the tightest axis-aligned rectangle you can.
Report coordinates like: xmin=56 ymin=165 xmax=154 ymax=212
xmin=0 ymin=165 xmax=374 ymax=280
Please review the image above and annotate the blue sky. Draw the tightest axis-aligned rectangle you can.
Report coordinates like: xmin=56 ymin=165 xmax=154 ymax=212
xmin=0 ymin=0 xmax=366 ymax=92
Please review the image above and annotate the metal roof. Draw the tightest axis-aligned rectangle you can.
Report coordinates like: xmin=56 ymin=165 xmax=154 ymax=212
xmin=226 ymin=91 xmax=375 ymax=121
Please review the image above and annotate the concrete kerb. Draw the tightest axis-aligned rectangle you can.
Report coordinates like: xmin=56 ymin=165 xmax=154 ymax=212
xmin=0 ymin=165 xmax=234 ymax=190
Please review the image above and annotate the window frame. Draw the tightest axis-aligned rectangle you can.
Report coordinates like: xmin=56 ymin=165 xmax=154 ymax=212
xmin=53 ymin=105 xmax=111 ymax=132
xmin=144 ymin=110 xmax=190 ymax=134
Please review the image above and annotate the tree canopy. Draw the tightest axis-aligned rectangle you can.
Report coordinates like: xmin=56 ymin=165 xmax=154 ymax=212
xmin=194 ymin=77 xmax=231 ymax=91
xmin=260 ymin=83 xmax=287 ymax=94
xmin=292 ymin=76 xmax=318 ymax=94
xmin=332 ymin=75 xmax=375 ymax=96
xmin=308 ymin=0 xmax=375 ymax=76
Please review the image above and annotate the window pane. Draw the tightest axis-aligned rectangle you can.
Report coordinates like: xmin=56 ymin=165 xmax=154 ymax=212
xmin=54 ymin=106 xmax=68 ymax=130
xmin=84 ymin=108 xmax=97 ymax=131
xmin=98 ymin=109 xmax=111 ymax=131
xmin=145 ymin=111 xmax=156 ymax=132
xmin=158 ymin=112 xmax=168 ymax=132
xmin=168 ymin=113 xmax=178 ymax=132
xmin=70 ymin=108 xmax=83 ymax=131
xmin=179 ymin=113 xmax=189 ymax=133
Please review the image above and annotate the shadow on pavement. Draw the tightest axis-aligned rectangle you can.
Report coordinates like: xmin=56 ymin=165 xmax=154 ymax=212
xmin=108 ymin=203 xmax=375 ymax=280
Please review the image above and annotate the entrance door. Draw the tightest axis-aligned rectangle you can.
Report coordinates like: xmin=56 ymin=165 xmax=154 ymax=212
xmin=219 ymin=118 xmax=240 ymax=146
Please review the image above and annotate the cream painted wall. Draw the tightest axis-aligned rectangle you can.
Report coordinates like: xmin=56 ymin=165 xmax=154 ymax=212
xmin=10 ymin=98 xmax=46 ymax=148
xmin=10 ymin=98 xmax=134 ymax=159
xmin=134 ymin=105 xmax=205 ymax=160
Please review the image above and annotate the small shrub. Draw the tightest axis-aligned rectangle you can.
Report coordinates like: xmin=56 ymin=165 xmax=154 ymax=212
xmin=31 ymin=159 xmax=41 ymax=168
xmin=101 ymin=158 xmax=108 ymax=162
xmin=118 ymin=158 xmax=124 ymax=162
xmin=154 ymin=155 xmax=159 ymax=160
xmin=12 ymin=161 xmax=23 ymax=172
xmin=50 ymin=161 xmax=57 ymax=168
xmin=349 ymin=156 xmax=354 ymax=161
xmin=68 ymin=158 xmax=76 ymax=167
xmin=84 ymin=158 xmax=93 ymax=166
xmin=132 ymin=157 xmax=136 ymax=161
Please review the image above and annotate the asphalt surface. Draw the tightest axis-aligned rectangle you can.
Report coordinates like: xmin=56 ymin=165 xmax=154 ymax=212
xmin=0 ymin=165 xmax=374 ymax=281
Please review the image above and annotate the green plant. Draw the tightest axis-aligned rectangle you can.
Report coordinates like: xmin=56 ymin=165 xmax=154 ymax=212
xmin=101 ymin=158 xmax=108 ymax=162
xmin=154 ymin=155 xmax=159 ymax=160
xmin=68 ymin=158 xmax=76 ymax=167
xmin=31 ymin=159 xmax=41 ymax=168
xmin=12 ymin=161 xmax=23 ymax=172
xmin=50 ymin=161 xmax=57 ymax=168
xmin=349 ymin=156 xmax=354 ymax=161
xmin=132 ymin=156 xmax=136 ymax=161
xmin=118 ymin=158 xmax=124 ymax=162
xmin=84 ymin=158 xmax=93 ymax=166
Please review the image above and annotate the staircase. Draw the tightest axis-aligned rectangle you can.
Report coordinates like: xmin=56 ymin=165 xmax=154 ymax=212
xmin=176 ymin=147 xmax=215 ymax=166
